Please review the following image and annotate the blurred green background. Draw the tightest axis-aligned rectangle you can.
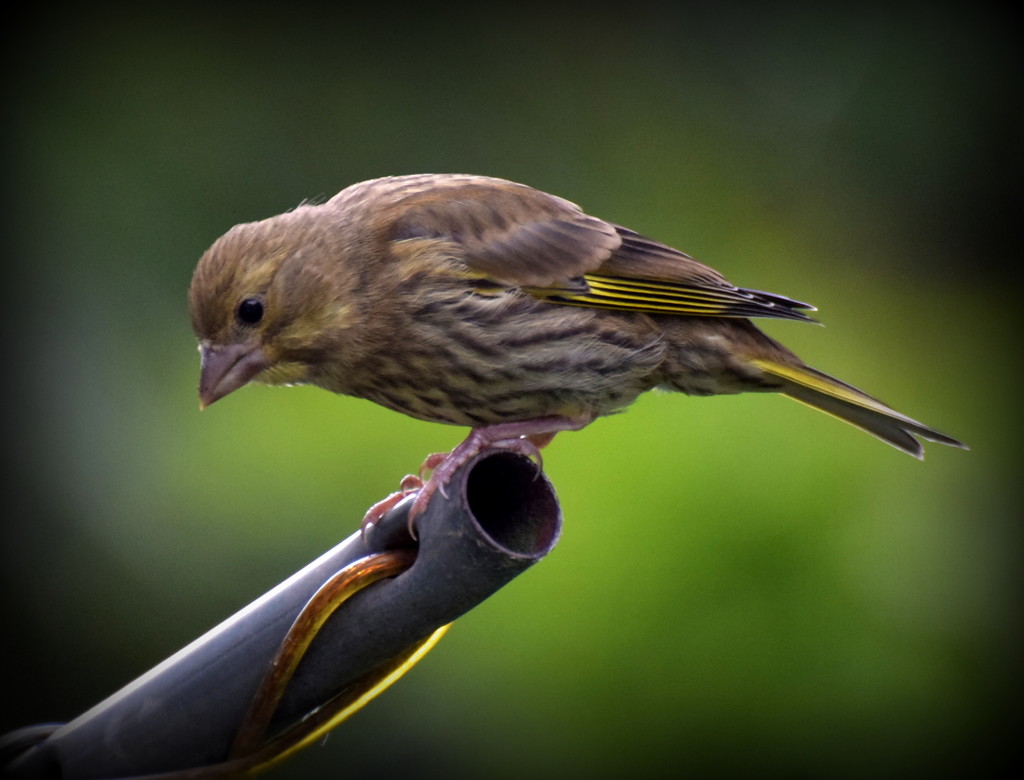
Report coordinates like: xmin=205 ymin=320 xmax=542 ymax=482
xmin=2 ymin=5 xmax=1018 ymax=778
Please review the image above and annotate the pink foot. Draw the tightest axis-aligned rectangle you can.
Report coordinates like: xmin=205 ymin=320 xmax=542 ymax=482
xmin=360 ymin=473 xmax=427 ymax=537
xmin=404 ymin=415 xmax=592 ymax=537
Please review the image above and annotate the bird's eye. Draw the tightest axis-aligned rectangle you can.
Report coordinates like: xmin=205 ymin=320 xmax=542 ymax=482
xmin=236 ymin=297 xmax=264 ymax=325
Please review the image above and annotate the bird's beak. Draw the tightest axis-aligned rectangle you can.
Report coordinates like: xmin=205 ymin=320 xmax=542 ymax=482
xmin=198 ymin=343 xmax=270 ymax=409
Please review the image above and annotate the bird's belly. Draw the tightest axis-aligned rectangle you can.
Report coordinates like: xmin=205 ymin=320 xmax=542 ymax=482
xmin=349 ymin=355 xmax=653 ymax=427
xmin=339 ymin=300 xmax=665 ymax=427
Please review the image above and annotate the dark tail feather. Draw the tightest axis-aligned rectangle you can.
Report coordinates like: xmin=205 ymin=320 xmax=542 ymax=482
xmin=750 ymin=359 xmax=967 ymax=459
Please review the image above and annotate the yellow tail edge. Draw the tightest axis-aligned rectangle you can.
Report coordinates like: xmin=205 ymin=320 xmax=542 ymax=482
xmin=749 ymin=358 xmax=968 ymax=459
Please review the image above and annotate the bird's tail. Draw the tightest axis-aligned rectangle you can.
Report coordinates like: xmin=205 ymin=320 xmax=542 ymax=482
xmin=749 ymin=358 xmax=967 ymax=459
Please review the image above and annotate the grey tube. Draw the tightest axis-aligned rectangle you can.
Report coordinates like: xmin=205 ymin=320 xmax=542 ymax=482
xmin=2 ymin=449 xmax=561 ymax=779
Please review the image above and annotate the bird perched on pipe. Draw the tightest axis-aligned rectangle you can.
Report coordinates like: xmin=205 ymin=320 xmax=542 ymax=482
xmin=189 ymin=174 xmax=966 ymax=523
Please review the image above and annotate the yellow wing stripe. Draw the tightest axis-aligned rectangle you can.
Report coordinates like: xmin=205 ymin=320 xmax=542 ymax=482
xmin=549 ymin=297 xmax=733 ymax=315
xmin=590 ymin=276 xmax=744 ymax=300
xmin=529 ymin=273 xmax=814 ymax=321
xmin=588 ymin=276 xmax=739 ymax=298
xmin=545 ymin=274 xmax=810 ymax=319
xmin=551 ymin=275 xmax=748 ymax=316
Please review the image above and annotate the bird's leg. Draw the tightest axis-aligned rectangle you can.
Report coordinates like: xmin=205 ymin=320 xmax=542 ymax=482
xmin=403 ymin=415 xmax=592 ymax=535
xmin=360 ymin=415 xmax=591 ymax=539
xmin=524 ymin=431 xmax=559 ymax=449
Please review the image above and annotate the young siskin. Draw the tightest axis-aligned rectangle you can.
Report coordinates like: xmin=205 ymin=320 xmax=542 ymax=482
xmin=189 ymin=174 xmax=966 ymax=517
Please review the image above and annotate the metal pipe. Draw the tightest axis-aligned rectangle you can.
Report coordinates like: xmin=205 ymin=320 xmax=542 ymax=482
xmin=2 ymin=449 xmax=561 ymax=779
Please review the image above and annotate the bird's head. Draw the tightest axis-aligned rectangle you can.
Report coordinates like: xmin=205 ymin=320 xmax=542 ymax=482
xmin=188 ymin=207 xmax=359 ymax=409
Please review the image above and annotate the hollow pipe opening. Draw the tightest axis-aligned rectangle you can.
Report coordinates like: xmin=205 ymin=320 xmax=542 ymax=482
xmin=463 ymin=451 xmax=561 ymax=557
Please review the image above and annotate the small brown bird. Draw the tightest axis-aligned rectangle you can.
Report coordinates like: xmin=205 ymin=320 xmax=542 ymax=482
xmin=190 ymin=174 xmax=965 ymax=522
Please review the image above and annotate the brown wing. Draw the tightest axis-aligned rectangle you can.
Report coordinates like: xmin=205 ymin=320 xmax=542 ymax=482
xmin=353 ymin=175 xmax=814 ymax=321
xmin=341 ymin=174 xmax=621 ymax=288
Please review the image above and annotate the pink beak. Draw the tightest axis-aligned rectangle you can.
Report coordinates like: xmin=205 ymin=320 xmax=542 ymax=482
xmin=198 ymin=343 xmax=269 ymax=409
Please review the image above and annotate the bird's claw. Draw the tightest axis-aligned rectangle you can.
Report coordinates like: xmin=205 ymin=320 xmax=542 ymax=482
xmin=360 ymin=475 xmax=424 ymax=540
xmin=417 ymin=452 xmax=449 ymax=482
xmin=398 ymin=473 xmax=425 ymax=492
